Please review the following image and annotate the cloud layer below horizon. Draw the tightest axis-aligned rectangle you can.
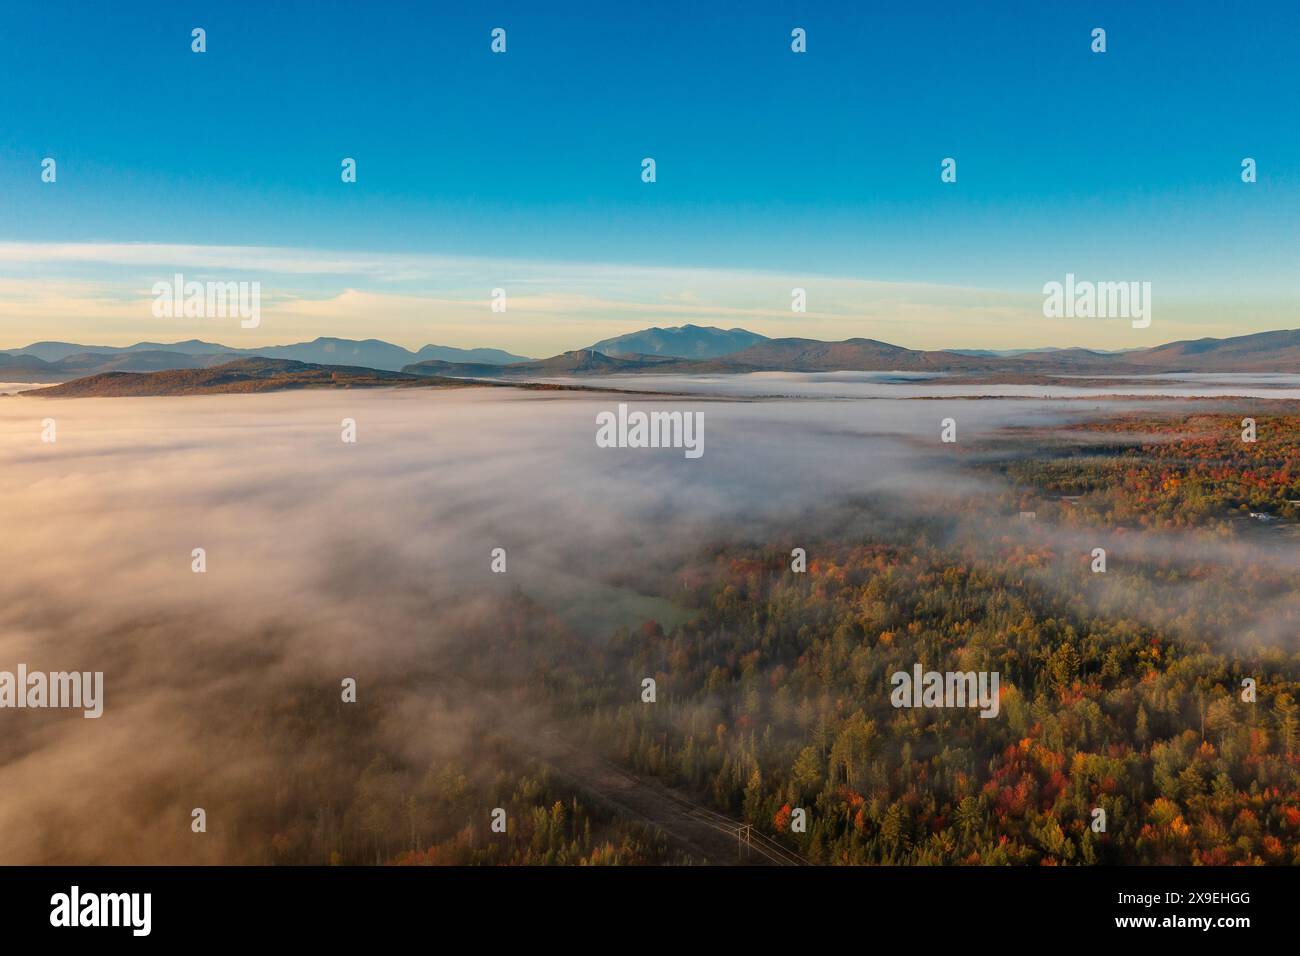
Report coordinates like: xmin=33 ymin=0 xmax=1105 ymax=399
xmin=1 ymin=387 xmax=1295 ymax=861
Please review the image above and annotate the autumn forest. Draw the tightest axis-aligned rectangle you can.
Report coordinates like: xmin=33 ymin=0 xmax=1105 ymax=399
xmin=292 ymin=404 xmax=1300 ymax=866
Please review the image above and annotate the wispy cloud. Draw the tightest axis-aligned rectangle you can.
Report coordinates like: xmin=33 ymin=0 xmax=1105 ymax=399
xmin=0 ymin=242 xmax=1291 ymax=353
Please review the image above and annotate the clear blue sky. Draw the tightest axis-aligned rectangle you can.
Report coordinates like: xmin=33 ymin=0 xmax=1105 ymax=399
xmin=0 ymin=0 xmax=1296 ymax=350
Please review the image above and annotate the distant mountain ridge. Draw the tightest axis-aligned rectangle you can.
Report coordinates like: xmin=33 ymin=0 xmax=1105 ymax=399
xmin=0 ymin=336 xmax=530 ymax=380
xmin=403 ymin=327 xmax=1300 ymax=378
xmin=947 ymin=346 xmax=1137 ymax=357
xmin=587 ymin=324 xmax=768 ymax=359
xmin=9 ymin=326 xmax=1300 ymax=387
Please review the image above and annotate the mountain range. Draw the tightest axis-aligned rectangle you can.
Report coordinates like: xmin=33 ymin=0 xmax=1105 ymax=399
xmin=404 ymin=327 xmax=1300 ymax=378
xmin=7 ymin=326 xmax=1300 ymax=390
xmin=0 ymin=337 xmax=530 ymax=381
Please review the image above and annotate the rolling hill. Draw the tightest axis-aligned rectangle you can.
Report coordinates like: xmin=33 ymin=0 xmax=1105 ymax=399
xmin=22 ymin=358 xmax=485 ymax=397
xmin=1114 ymin=329 xmax=1300 ymax=371
xmin=404 ymin=349 xmax=688 ymax=378
xmin=702 ymin=337 xmax=1015 ymax=373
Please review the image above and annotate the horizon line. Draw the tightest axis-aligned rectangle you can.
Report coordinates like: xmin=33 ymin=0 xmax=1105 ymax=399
xmin=6 ymin=322 xmax=1300 ymax=361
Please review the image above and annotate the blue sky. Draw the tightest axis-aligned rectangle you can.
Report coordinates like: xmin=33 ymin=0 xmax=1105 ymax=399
xmin=0 ymin=0 xmax=1296 ymax=352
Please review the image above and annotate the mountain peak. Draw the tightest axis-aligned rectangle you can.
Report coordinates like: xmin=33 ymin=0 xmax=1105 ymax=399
xmin=588 ymin=324 xmax=768 ymax=359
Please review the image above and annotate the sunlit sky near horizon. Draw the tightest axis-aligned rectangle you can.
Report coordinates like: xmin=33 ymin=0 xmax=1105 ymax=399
xmin=1 ymin=0 xmax=1297 ymax=354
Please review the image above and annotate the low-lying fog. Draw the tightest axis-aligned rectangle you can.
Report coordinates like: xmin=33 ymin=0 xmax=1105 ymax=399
xmin=535 ymin=370 xmax=1300 ymax=400
xmin=0 ymin=385 xmax=1293 ymax=862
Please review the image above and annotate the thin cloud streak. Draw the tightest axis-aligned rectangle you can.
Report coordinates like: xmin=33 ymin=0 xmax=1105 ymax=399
xmin=0 ymin=242 xmax=1293 ymax=354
